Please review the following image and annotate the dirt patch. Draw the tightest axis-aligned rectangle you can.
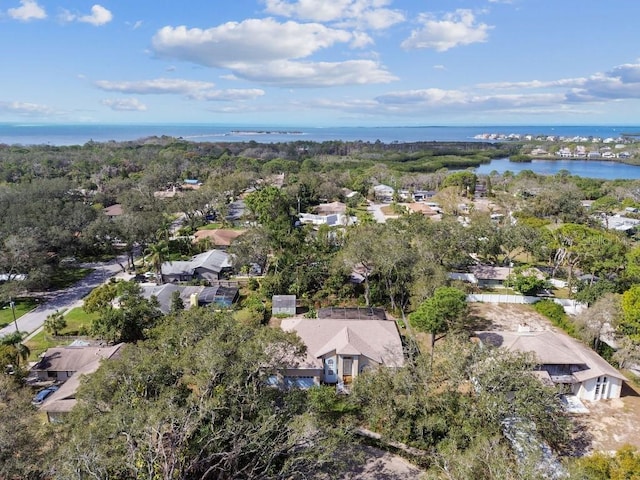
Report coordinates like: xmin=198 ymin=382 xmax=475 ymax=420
xmin=339 ymin=445 xmax=425 ymax=480
xmin=468 ymin=302 xmax=554 ymax=332
xmin=469 ymin=302 xmax=640 ymax=454
xmin=577 ymin=381 xmax=640 ymax=453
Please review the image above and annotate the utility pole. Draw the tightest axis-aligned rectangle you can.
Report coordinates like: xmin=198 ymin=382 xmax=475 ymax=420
xmin=9 ymin=297 xmax=18 ymax=333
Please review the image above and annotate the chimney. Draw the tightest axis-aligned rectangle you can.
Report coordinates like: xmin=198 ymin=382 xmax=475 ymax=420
xmin=190 ymin=293 xmax=199 ymax=308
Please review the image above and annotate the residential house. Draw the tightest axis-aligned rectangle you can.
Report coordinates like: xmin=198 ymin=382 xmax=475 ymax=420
xmin=315 ymin=201 xmax=347 ymax=216
xmin=161 ymin=249 xmax=233 ymax=283
xmin=412 ymin=190 xmax=437 ymax=201
xmin=39 ymin=360 xmax=102 ymax=423
xmin=193 ymin=229 xmax=246 ymax=249
xmin=558 ymin=147 xmax=572 ymax=158
xmin=476 ymin=330 xmax=626 ymax=401
xmin=603 ymin=215 xmax=640 ymax=235
xmin=31 ymin=343 xmax=124 ymax=383
xmin=141 ymin=283 xmax=239 ymax=314
xmin=298 ymin=212 xmax=355 ymax=227
xmin=470 ymin=265 xmax=513 ymax=288
xmin=468 ymin=265 xmax=544 ymax=289
xmin=530 ymin=148 xmax=548 ymax=156
xmin=372 ymin=184 xmax=394 ymax=202
xmin=574 ymin=146 xmax=587 ymax=158
xmin=403 ymin=202 xmax=439 ymax=217
xmin=279 ymin=307 xmax=404 ymax=388
xmin=103 ymin=203 xmax=123 ymax=219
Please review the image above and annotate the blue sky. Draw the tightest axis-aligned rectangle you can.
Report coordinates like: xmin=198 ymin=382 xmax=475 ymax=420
xmin=1 ymin=0 xmax=640 ymax=126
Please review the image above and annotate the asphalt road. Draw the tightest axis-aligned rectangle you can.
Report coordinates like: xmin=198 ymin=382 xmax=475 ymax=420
xmin=0 ymin=258 xmax=126 ymax=340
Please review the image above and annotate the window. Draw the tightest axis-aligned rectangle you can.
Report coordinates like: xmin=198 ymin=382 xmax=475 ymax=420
xmin=595 ymin=376 xmax=608 ymax=398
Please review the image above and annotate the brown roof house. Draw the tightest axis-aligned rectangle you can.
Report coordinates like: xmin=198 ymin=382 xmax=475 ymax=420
xmin=477 ymin=329 xmax=626 ymax=401
xmin=32 ymin=343 xmax=124 ymax=382
xmin=470 ymin=265 xmax=545 ymax=289
xmin=279 ymin=308 xmax=404 ymax=389
xmin=103 ymin=203 xmax=123 ymax=219
xmin=193 ymin=229 xmax=246 ymax=248
xmin=315 ymin=201 xmax=347 ymax=216
xmin=33 ymin=343 xmax=125 ymax=422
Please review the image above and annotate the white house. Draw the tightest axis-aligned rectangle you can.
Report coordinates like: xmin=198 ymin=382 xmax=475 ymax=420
xmin=477 ymin=330 xmax=625 ymax=401
xmin=298 ymin=212 xmax=355 ymax=226
xmin=372 ymin=184 xmax=394 ymax=202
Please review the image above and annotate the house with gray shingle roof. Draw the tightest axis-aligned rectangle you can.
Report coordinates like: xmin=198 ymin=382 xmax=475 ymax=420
xmin=32 ymin=343 xmax=125 ymax=382
xmin=161 ymin=249 xmax=233 ymax=284
xmin=140 ymin=283 xmax=238 ymax=313
xmin=279 ymin=311 xmax=404 ymax=388
xmin=477 ymin=330 xmax=626 ymax=401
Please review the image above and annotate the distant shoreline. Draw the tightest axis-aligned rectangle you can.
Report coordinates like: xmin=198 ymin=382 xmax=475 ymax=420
xmin=1 ymin=124 xmax=639 ymax=147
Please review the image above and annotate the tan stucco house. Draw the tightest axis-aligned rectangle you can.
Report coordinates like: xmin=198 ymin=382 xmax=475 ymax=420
xmin=279 ymin=307 xmax=404 ymax=388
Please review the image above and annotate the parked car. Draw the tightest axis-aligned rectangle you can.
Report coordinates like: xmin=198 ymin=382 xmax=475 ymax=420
xmin=32 ymin=385 xmax=59 ymax=405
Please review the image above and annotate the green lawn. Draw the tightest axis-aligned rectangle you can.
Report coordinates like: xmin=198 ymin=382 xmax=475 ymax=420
xmin=25 ymin=307 xmax=99 ymax=360
xmin=0 ymin=298 xmax=39 ymax=329
xmin=49 ymin=267 xmax=94 ymax=290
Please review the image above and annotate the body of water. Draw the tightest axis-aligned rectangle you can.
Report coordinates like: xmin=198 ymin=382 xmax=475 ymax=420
xmin=474 ymin=158 xmax=640 ymax=180
xmin=0 ymin=123 xmax=637 ymax=146
xmin=2 ymin=123 xmax=640 ymax=180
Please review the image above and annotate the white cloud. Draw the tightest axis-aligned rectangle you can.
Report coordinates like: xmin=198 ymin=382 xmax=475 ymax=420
xmin=433 ymin=64 xmax=446 ymax=70
xmin=124 ymin=20 xmax=143 ymax=30
xmin=476 ymin=63 xmax=640 ymax=104
xmin=151 ymin=18 xmax=394 ymax=87
xmin=61 ymin=4 xmax=112 ymax=26
xmin=152 ymin=19 xmax=352 ymax=66
xmin=350 ymin=31 xmax=374 ymax=48
xmin=402 ymin=9 xmax=491 ymax=51
xmin=370 ymin=88 xmax=565 ymax=115
xmin=95 ymin=78 xmax=216 ymax=95
xmin=7 ymin=0 xmax=46 ymax=21
xmin=190 ymin=89 xmax=266 ymax=101
xmin=79 ymin=5 xmax=112 ymax=26
xmin=101 ymin=98 xmax=147 ymax=112
xmin=229 ymin=59 xmax=397 ymax=87
xmin=95 ymin=78 xmax=265 ymax=102
xmin=0 ymin=100 xmax=54 ymax=116
xmin=477 ymin=78 xmax=587 ymax=89
xmin=566 ymin=65 xmax=640 ymax=102
xmin=263 ymin=0 xmax=405 ymax=30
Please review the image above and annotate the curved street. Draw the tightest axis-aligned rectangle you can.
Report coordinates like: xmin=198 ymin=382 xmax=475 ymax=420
xmin=0 ymin=257 xmax=126 ymax=340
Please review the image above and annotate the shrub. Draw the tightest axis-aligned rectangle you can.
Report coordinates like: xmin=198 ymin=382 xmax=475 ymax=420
xmin=534 ymin=300 xmax=575 ymax=335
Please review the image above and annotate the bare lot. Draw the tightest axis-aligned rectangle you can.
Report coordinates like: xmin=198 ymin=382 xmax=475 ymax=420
xmin=469 ymin=302 xmax=554 ymax=332
xmin=469 ymin=303 xmax=640 ymax=453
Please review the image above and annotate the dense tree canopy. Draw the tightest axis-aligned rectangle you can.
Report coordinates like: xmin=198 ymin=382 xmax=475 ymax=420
xmin=53 ymin=309 xmax=345 ymax=480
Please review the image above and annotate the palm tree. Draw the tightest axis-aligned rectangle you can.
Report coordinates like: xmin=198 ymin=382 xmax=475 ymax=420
xmin=0 ymin=331 xmax=30 ymax=373
xmin=145 ymin=241 xmax=170 ymax=284
xmin=44 ymin=309 xmax=67 ymax=336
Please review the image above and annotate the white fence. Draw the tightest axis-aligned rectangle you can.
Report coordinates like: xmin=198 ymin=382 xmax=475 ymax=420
xmin=467 ymin=294 xmax=587 ymax=315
